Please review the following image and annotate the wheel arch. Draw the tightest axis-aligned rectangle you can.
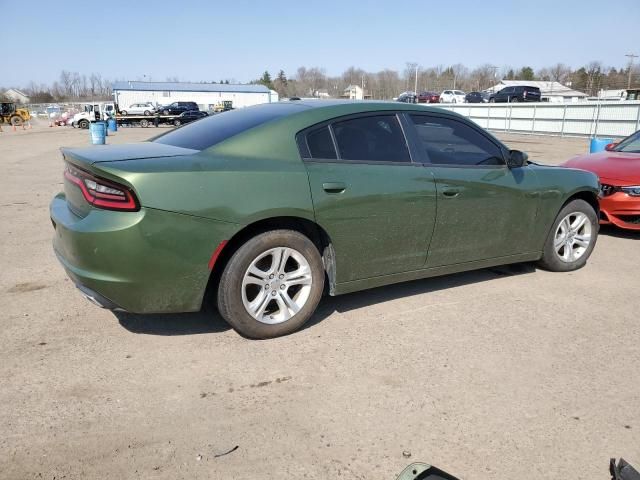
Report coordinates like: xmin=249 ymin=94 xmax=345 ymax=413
xmin=202 ymin=216 xmax=335 ymax=309
xmin=562 ymin=189 xmax=600 ymax=216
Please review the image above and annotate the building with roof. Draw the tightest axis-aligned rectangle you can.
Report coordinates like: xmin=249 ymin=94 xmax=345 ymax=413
xmin=112 ymin=81 xmax=279 ymax=111
xmin=341 ymin=85 xmax=371 ymax=100
xmin=3 ymin=88 xmax=30 ymax=104
xmin=485 ymin=80 xmax=588 ymax=102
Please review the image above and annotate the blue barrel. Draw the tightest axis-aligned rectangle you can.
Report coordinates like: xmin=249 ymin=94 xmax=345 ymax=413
xmin=590 ymin=137 xmax=613 ymax=153
xmin=107 ymin=118 xmax=117 ymax=132
xmin=89 ymin=121 xmax=106 ymax=145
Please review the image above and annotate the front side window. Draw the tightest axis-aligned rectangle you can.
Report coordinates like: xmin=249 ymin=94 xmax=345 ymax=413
xmin=410 ymin=115 xmax=504 ymax=166
xmin=331 ymin=115 xmax=410 ymax=162
xmin=614 ymin=131 xmax=640 ymax=153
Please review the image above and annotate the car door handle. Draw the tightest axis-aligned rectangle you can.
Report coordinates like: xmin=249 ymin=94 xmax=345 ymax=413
xmin=442 ymin=187 xmax=461 ymax=197
xmin=322 ymin=182 xmax=347 ymax=193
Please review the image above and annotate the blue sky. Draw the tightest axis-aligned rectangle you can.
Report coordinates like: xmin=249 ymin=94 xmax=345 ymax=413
xmin=3 ymin=0 xmax=639 ymax=86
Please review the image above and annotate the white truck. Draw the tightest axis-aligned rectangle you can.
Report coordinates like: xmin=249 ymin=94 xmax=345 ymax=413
xmin=72 ymin=102 xmax=116 ymax=129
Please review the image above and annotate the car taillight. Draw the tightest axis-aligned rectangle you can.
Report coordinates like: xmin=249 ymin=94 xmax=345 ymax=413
xmin=64 ymin=163 xmax=139 ymax=211
xmin=523 ymin=91 xmax=527 ymax=98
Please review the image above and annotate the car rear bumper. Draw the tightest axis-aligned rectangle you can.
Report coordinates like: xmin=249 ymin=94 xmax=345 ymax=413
xmin=599 ymin=193 xmax=640 ymax=230
xmin=50 ymin=192 xmax=239 ymax=313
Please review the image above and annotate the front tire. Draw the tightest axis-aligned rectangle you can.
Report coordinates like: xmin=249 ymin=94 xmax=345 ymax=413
xmin=10 ymin=115 xmax=23 ymax=126
xmin=217 ymin=230 xmax=325 ymax=339
xmin=144 ymin=110 xmax=151 ymax=116
xmin=78 ymin=119 xmax=89 ymax=129
xmin=537 ymin=199 xmax=598 ymax=272
xmin=121 ymin=110 xmax=128 ymax=116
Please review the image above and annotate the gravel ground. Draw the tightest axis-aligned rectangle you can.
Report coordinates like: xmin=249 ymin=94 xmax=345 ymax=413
xmin=1 ymin=122 xmax=638 ymax=480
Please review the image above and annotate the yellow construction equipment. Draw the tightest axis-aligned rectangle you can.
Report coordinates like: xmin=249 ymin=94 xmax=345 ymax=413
xmin=0 ymin=102 xmax=31 ymax=126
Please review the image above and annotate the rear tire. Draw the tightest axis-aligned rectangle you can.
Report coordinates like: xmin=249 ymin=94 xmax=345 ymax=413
xmin=163 ymin=109 xmax=169 ymax=115
xmin=489 ymin=98 xmax=496 ymax=103
xmin=511 ymin=97 xmax=519 ymax=103
xmin=121 ymin=111 xmax=128 ymax=116
xmin=217 ymin=230 xmax=325 ymax=339
xmin=139 ymin=119 xmax=149 ymax=128
xmin=537 ymin=199 xmax=598 ymax=272
xmin=143 ymin=110 xmax=151 ymax=116
xmin=173 ymin=119 xmax=181 ymax=126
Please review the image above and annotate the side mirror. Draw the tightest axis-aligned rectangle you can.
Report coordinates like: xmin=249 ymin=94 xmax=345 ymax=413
xmin=605 ymin=142 xmax=618 ymax=151
xmin=507 ymin=150 xmax=528 ymax=168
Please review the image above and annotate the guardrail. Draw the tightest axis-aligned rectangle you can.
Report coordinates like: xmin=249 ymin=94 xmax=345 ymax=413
xmin=432 ymin=101 xmax=640 ymax=138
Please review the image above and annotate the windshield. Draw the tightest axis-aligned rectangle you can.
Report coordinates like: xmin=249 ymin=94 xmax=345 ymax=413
xmin=153 ymin=103 xmax=300 ymax=150
xmin=614 ymin=131 xmax=640 ymax=153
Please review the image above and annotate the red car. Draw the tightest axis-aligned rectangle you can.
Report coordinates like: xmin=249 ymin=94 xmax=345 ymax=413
xmin=563 ymin=130 xmax=640 ymax=230
xmin=417 ymin=91 xmax=440 ymax=103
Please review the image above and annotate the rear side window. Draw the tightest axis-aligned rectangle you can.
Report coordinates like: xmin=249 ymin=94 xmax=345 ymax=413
xmin=331 ymin=115 xmax=410 ymax=162
xmin=410 ymin=115 xmax=504 ymax=166
xmin=306 ymin=126 xmax=337 ymax=159
xmin=154 ymin=103 xmax=298 ymax=150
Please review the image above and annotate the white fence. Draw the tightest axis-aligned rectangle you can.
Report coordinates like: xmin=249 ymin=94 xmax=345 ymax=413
xmin=432 ymin=101 xmax=640 ymax=138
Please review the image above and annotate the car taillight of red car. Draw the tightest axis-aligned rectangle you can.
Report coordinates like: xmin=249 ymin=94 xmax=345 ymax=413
xmin=64 ymin=163 xmax=139 ymax=211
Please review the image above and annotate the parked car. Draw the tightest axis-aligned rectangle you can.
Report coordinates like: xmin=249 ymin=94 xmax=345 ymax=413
xmin=465 ymin=91 xmax=487 ymax=103
xmin=489 ymin=86 xmax=541 ymax=103
xmin=417 ymin=91 xmax=440 ymax=103
xmin=562 ymin=130 xmax=640 ymax=230
xmin=439 ymin=90 xmax=466 ymax=103
xmin=158 ymin=101 xmax=199 ymax=115
xmin=173 ymin=110 xmax=208 ymax=126
xmin=396 ymin=92 xmax=417 ymax=103
xmin=120 ymin=103 xmax=156 ymax=116
xmin=50 ymin=101 xmax=599 ymax=339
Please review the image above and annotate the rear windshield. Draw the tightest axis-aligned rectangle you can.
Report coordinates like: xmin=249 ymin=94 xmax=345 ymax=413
xmin=154 ymin=103 xmax=299 ymax=150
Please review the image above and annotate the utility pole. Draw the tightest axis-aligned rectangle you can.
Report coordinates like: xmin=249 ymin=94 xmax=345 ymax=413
xmin=489 ymin=65 xmax=498 ymax=92
xmin=625 ymin=53 xmax=638 ymax=89
xmin=414 ymin=65 xmax=419 ymax=96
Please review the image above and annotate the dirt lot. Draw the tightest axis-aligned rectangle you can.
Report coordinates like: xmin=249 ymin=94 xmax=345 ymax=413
xmin=1 ymin=122 xmax=638 ymax=480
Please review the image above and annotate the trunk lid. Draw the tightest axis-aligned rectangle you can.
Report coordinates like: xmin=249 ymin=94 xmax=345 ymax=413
xmin=61 ymin=143 xmax=198 ymax=217
xmin=62 ymin=142 xmax=198 ymax=166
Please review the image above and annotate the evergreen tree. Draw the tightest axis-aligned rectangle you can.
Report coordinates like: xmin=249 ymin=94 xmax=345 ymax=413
xmin=258 ymin=71 xmax=274 ymax=89
xmin=518 ymin=66 xmax=535 ymax=80
xmin=277 ymin=70 xmax=288 ymax=86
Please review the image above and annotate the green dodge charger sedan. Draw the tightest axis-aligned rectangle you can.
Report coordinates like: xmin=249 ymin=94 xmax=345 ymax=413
xmin=51 ymin=101 xmax=600 ymax=338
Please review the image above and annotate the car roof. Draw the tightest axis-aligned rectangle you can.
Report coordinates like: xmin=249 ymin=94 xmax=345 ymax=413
xmin=288 ymin=99 xmax=443 ymax=112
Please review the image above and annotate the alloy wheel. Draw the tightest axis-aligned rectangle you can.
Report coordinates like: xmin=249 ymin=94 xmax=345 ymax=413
xmin=553 ymin=212 xmax=592 ymax=263
xmin=241 ymin=247 xmax=313 ymax=324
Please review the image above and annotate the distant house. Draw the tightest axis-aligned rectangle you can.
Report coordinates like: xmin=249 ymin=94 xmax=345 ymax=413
xmin=314 ymin=89 xmax=331 ymax=99
xmin=3 ymin=88 xmax=30 ymax=104
xmin=341 ymin=85 xmax=371 ymax=100
xmin=485 ymin=80 xmax=587 ymax=102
